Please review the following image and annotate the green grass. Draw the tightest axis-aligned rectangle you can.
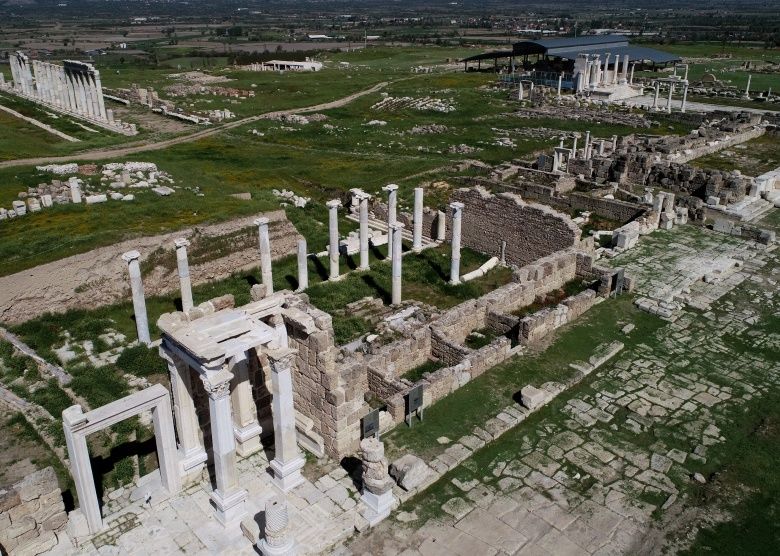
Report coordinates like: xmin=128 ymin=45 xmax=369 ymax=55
xmin=384 ymin=294 xmax=664 ymax=460
xmin=691 ymin=134 xmax=780 ymax=175
xmin=402 ymin=359 xmax=446 ymax=383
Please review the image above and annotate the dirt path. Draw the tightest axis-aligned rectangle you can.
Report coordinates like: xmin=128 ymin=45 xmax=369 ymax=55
xmin=0 ymin=81 xmax=389 ymax=169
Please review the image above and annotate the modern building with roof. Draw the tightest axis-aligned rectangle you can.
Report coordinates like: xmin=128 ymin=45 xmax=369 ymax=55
xmin=462 ymin=35 xmax=681 ymax=99
xmin=462 ymin=34 xmax=680 ymax=71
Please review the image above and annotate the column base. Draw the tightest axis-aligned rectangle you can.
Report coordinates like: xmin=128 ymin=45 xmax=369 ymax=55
xmin=449 ymin=279 xmax=460 ymax=286
xmin=360 ymin=490 xmax=396 ymax=527
xmin=258 ymin=538 xmax=296 ymax=556
xmin=270 ymin=457 xmax=305 ymax=493
xmin=210 ymin=488 xmax=248 ymax=527
xmin=234 ymin=423 xmax=263 ymax=457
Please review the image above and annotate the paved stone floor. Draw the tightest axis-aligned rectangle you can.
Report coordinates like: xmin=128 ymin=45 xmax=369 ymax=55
xmin=338 ymin=224 xmax=779 ymax=555
xmin=49 ymin=451 xmax=361 ymax=555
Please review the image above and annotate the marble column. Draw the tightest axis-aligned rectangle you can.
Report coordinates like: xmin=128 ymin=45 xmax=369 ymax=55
xmin=744 ymin=75 xmax=752 ymax=98
xmin=436 ymin=210 xmax=446 ymax=241
xmin=62 ymin=408 xmax=101 ymax=532
xmin=296 ymin=238 xmax=308 ymax=291
xmin=391 ymin=223 xmax=404 ymax=305
xmin=121 ymin=250 xmax=150 ymax=345
xmin=268 ymin=349 xmax=305 ymax=492
xmin=621 ymin=55 xmax=630 ymax=84
xmin=667 ymin=82 xmax=674 ymax=113
xmin=602 ymin=54 xmax=611 ymax=85
xmin=202 ymin=369 xmax=247 ymax=526
xmin=257 ymin=496 xmax=295 ymax=556
xmin=412 ymin=187 xmax=424 ymax=252
xmin=681 ymin=84 xmax=689 ymax=113
xmin=652 ymin=82 xmax=660 ymax=110
xmin=572 ymin=136 xmax=578 ymax=159
xmin=271 ymin=314 xmax=289 ymax=350
xmin=449 ymin=202 xmax=464 ymax=285
xmin=174 ymin=238 xmax=194 ymax=312
xmin=356 ymin=192 xmax=370 ymax=270
xmin=612 ymin=135 xmax=618 ymax=151
xmin=94 ymin=70 xmax=107 ymax=120
xmin=230 ymin=352 xmax=262 ymax=457
xmin=557 ymin=73 xmax=563 ymax=98
xmin=161 ymin=348 xmax=206 ymax=479
xmin=383 ymin=184 xmax=398 ymax=257
xmin=327 ymin=199 xmax=341 ymax=281
xmin=255 ymin=217 xmax=274 ymax=295
xmin=630 ymin=64 xmax=635 ymax=85
xmin=599 ymin=141 xmax=605 ymax=156
xmin=584 ymin=131 xmax=591 ymax=160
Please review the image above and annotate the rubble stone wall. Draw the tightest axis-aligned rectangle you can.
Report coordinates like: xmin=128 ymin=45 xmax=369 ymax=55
xmin=0 ymin=467 xmax=67 ymax=556
xmin=520 ymin=289 xmax=598 ymax=344
xmin=450 ymin=186 xmax=580 ymax=267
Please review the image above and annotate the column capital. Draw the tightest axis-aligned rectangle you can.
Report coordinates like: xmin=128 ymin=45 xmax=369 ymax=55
xmin=122 ymin=249 xmax=140 ymax=263
xmin=382 ymin=183 xmax=399 ymax=193
xmin=449 ymin=201 xmax=465 ymax=211
xmin=268 ymin=347 xmax=297 ymax=370
xmin=390 ymin=222 xmax=405 ymax=231
xmin=254 ymin=216 xmax=270 ymax=227
xmin=174 ymin=237 xmax=190 ymax=248
xmin=201 ymin=369 xmax=234 ymax=399
xmin=353 ymin=190 xmax=371 ymax=201
xmin=326 ymin=199 xmax=341 ymax=209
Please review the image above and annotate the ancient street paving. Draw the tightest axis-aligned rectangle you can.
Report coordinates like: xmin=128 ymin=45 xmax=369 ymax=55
xmin=339 ymin=224 xmax=779 ymax=555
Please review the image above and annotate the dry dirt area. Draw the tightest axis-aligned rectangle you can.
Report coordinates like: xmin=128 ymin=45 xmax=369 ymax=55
xmin=0 ymin=210 xmax=300 ymax=325
xmin=0 ymin=408 xmax=52 ymax=487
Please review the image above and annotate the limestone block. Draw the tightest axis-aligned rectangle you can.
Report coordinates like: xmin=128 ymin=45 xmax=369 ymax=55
xmin=121 ymin=194 xmax=135 ymax=201
xmin=0 ymin=487 xmax=21 ymax=512
xmin=14 ymin=530 xmax=57 ymax=556
xmin=16 ymin=468 xmax=58 ymax=502
xmin=240 ymin=516 xmax=260 ymax=544
xmin=41 ymin=194 xmax=53 ymax=207
xmin=520 ymin=385 xmax=546 ymax=410
xmin=27 ymin=198 xmax=41 ymax=212
xmin=12 ymin=200 xmax=27 ymax=216
xmin=389 ymin=454 xmax=435 ymax=491
xmin=0 ymin=208 xmax=7 ymax=220
xmin=85 ymin=194 xmax=107 ymax=204
xmin=5 ymin=515 xmax=36 ymax=539
xmin=152 ymin=186 xmax=175 ymax=196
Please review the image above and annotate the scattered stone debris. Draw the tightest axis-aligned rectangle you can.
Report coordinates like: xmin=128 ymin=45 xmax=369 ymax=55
xmin=372 ymin=94 xmax=455 ymax=113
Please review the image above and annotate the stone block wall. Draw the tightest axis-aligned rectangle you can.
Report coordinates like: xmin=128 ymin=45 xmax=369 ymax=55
xmin=520 ymin=289 xmax=598 ymax=344
xmin=370 ymin=201 xmax=440 ymax=241
xmin=0 ymin=467 xmax=67 ymax=556
xmin=282 ymin=298 xmax=368 ymax=459
xmin=430 ymin=329 xmax=472 ymax=366
xmin=450 ymin=187 xmax=580 ymax=267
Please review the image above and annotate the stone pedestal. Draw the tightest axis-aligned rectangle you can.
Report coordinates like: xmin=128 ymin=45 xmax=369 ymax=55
xmin=436 ymin=210 xmax=446 ymax=241
xmin=174 ymin=238 xmax=194 ymax=312
xmin=449 ymin=202 xmax=464 ymax=285
xmin=268 ymin=349 xmax=304 ymax=492
xmin=255 ymin=217 xmax=274 ymax=295
xmin=121 ymin=250 xmax=151 ymax=345
xmin=359 ymin=437 xmax=396 ymax=527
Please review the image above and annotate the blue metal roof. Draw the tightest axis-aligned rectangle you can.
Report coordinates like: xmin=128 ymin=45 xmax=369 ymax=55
xmin=550 ymin=45 xmax=681 ymax=64
xmin=514 ymin=35 xmax=630 ymax=56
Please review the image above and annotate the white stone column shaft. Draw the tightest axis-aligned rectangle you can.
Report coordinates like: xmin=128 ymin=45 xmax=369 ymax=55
xmin=268 ymin=349 xmax=304 ymax=492
xmin=327 ymin=200 xmax=341 ymax=281
xmin=449 ymin=202 xmax=464 ymax=285
xmin=412 ymin=187 xmax=424 ymax=252
xmin=202 ymin=369 xmax=247 ymax=525
xmin=436 ymin=210 xmax=446 ymax=241
xmin=255 ymin=217 xmax=274 ymax=295
xmin=383 ymin=184 xmax=398 ymax=257
xmin=162 ymin=349 xmax=206 ymax=476
xmin=391 ymin=223 xmax=404 ymax=305
xmin=358 ymin=193 xmax=370 ymax=270
xmin=122 ymin=250 xmax=151 ymax=345
xmin=230 ymin=353 xmax=262 ymax=457
xmin=174 ymin=238 xmax=194 ymax=312
xmin=296 ymin=238 xmax=308 ymax=291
